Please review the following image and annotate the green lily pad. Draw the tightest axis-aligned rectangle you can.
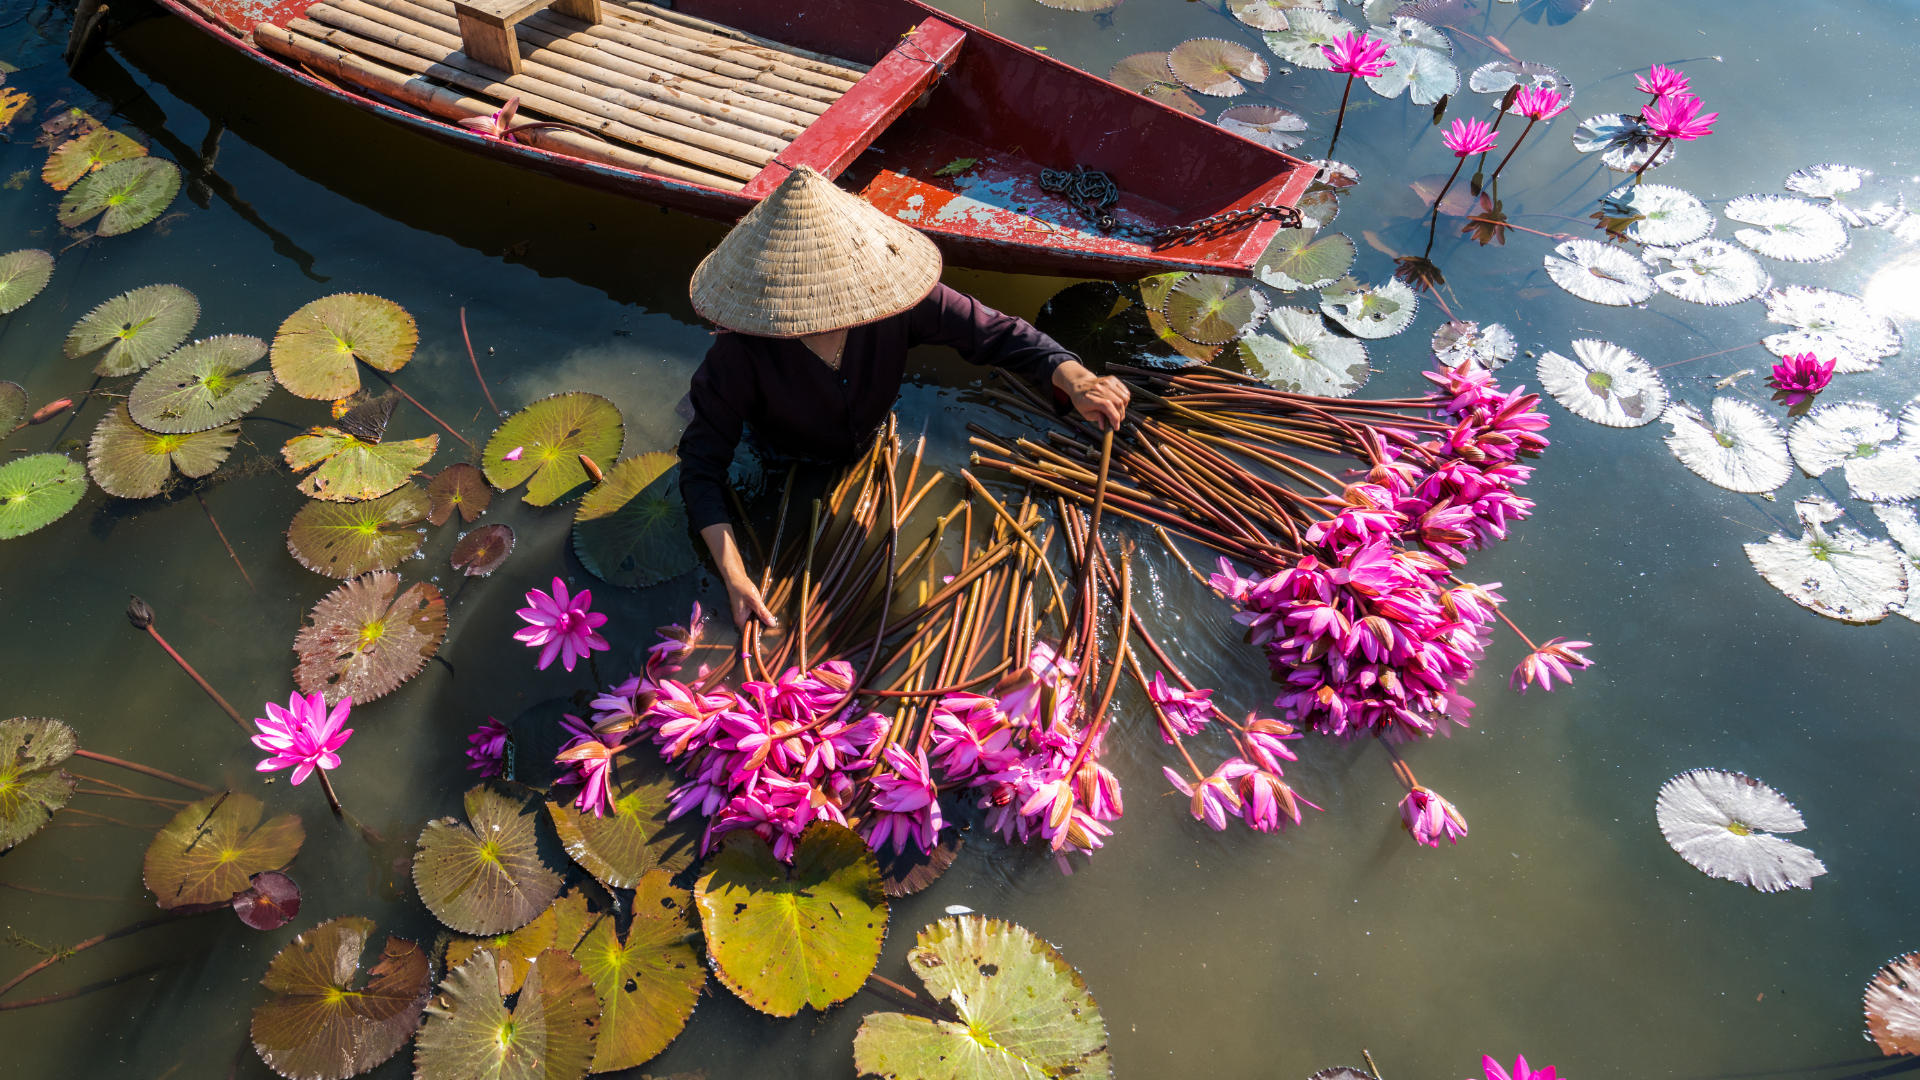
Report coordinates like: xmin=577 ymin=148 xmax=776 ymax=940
xmin=286 ymin=485 xmax=430 ymax=579
xmin=484 ymin=393 xmax=625 ymax=507
xmin=1163 ymin=274 xmax=1270 ymax=345
xmin=445 ymin=893 xmax=568 ymax=997
xmin=572 ymin=453 xmax=694 ymax=588
xmin=128 ymin=335 xmax=275 ymax=434
xmin=282 ymin=428 xmax=438 ymax=503
xmin=415 ymin=781 xmax=566 ymax=936
xmin=0 ymin=249 xmax=53 ymax=314
xmin=58 ymin=157 xmax=181 ymax=236
xmin=88 ymin=404 xmax=241 ymax=499
xmin=1032 ymin=282 xmax=1158 ymax=368
xmin=42 ymin=129 xmax=146 ymax=191
xmin=414 ymin=947 xmax=599 ymax=1080
xmin=1319 ymin=275 xmax=1419 ymax=339
xmin=251 ymin=916 xmax=431 ymax=1080
xmin=427 ymin=462 xmax=492 ymax=526
xmin=1138 ymin=273 xmax=1222 ymax=365
xmin=852 ymin=916 xmax=1111 ymax=1080
xmin=1242 ymin=307 xmax=1371 ymax=397
xmin=294 ymin=571 xmax=448 ymax=705
xmin=0 ymin=380 xmax=27 ymax=436
xmin=571 ymin=869 xmax=704 ymax=1072
xmin=271 ymin=294 xmax=420 ymax=401
xmin=143 ymin=792 xmax=306 ymax=909
xmin=546 ymin=749 xmax=696 ymax=890
xmin=450 ymin=523 xmax=515 ymax=577
xmin=694 ymin=820 xmax=887 ymax=1017
xmin=65 ymin=284 xmax=200 ymax=376
xmin=1256 ymin=228 xmax=1357 ymax=292
xmin=0 ymin=717 xmax=76 ymax=852
xmin=0 ymin=454 xmax=88 ymax=540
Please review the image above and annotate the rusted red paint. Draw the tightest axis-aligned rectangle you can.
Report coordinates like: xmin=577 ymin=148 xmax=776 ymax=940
xmin=153 ymin=0 xmax=1315 ymax=278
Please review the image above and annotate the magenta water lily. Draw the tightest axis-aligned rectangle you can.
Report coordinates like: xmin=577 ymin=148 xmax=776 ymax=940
xmin=514 ymin=576 xmax=610 ymax=672
xmin=465 ymin=716 xmax=510 ymax=777
xmin=1484 ymin=1054 xmax=1558 ymax=1080
xmin=1635 ymin=63 xmax=1690 ymax=100
xmin=1487 ymin=87 xmax=1567 ymax=187
xmin=1422 ymin=119 xmax=1500 ymax=262
xmin=1321 ymin=31 xmax=1393 ymax=162
xmin=1768 ymin=352 xmax=1836 ymax=408
xmin=1635 ymin=91 xmax=1718 ymax=177
xmin=1510 ymin=637 xmax=1594 ymax=694
xmin=253 ymin=691 xmax=352 ymax=814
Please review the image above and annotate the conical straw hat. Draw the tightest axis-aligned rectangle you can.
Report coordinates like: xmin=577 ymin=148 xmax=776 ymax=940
xmin=690 ymin=165 xmax=944 ymax=337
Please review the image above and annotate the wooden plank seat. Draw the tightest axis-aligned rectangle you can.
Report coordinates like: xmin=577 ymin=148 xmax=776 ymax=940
xmin=453 ymin=0 xmax=599 ymax=74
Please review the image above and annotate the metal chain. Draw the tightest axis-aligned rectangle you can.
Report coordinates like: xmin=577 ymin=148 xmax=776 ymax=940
xmin=1038 ymin=165 xmax=1302 ymax=245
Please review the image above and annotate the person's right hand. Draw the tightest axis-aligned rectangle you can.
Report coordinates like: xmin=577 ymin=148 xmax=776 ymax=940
xmin=724 ymin=574 xmax=778 ymax=631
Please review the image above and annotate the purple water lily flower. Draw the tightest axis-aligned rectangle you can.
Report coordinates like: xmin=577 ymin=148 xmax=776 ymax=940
xmin=514 ymin=577 xmax=610 ymax=672
xmin=466 ymin=716 xmax=510 ymax=777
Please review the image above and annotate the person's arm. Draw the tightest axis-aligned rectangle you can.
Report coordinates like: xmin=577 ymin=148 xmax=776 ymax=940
xmin=909 ymin=284 xmax=1131 ymax=430
xmin=700 ymin=523 xmax=776 ymax=630
xmin=678 ymin=341 xmax=778 ymax=630
xmin=1051 ymin=359 xmax=1129 ymax=431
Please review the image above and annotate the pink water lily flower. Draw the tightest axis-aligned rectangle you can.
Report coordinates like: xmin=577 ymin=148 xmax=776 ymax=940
xmin=456 ymin=95 xmax=593 ymax=145
xmin=1164 ymin=760 xmax=1255 ymax=831
xmin=554 ymin=713 xmax=622 ymax=817
xmin=1146 ymin=672 xmax=1214 ymax=739
xmin=1634 ymin=63 xmax=1689 ymax=99
xmin=466 ymin=716 xmax=510 ymax=777
xmin=1442 ymin=117 xmax=1499 ymax=157
xmin=1483 ymin=1053 xmax=1557 ymax=1080
xmin=1643 ymin=92 xmax=1717 ymax=141
xmin=253 ymin=692 xmax=353 ymax=786
xmin=1399 ymin=785 xmax=1468 ymax=847
xmin=1510 ymin=637 xmax=1592 ymax=693
xmin=1512 ymin=85 xmax=1567 ymax=122
xmin=1322 ymin=31 xmax=1394 ymax=78
xmin=864 ymin=745 xmax=943 ymax=855
xmin=514 ymin=577 xmax=610 ymax=671
xmin=1767 ymin=352 xmax=1836 ymax=405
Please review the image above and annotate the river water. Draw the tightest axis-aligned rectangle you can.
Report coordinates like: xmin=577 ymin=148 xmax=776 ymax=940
xmin=0 ymin=0 xmax=1916 ymax=1076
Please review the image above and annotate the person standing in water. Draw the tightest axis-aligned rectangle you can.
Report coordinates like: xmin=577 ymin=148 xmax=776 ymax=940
xmin=678 ymin=166 xmax=1129 ymax=630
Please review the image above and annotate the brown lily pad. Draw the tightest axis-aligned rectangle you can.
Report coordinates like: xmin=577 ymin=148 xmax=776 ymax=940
xmin=427 ymin=462 xmax=491 ymax=525
xmin=293 ymin=571 xmax=447 ymax=706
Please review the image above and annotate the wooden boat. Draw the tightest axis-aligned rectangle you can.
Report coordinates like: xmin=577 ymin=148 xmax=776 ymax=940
xmin=147 ymin=0 xmax=1316 ymax=278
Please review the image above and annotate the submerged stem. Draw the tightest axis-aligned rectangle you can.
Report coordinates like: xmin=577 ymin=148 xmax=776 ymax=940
xmin=1325 ymin=73 xmax=1356 ymax=162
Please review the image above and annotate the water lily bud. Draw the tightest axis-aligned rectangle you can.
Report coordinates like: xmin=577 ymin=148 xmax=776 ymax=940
xmin=29 ymin=398 xmax=73 ymax=424
xmin=126 ymin=595 xmax=154 ymax=629
xmin=579 ymin=454 xmax=604 ymax=483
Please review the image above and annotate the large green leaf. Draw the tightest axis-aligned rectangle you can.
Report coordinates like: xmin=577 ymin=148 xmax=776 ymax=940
xmin=0 ymin=454 xmax=88 ymax=540
xmin=428 ymin=461 xmax=492 ymax=525
xmin=58 ymin=158 xmax=180 ymax=236
xmin=0 ymin=717 xmax=76 ymax=852
xmin=282 ymin=428 xmax=438 ymax=503
xmin=694 ymin=820 xmax=887 ymax=1017
xmin=128 ymin=335 xmax=275 ymax=433
xmin=270 ymin=294 xmax=419 ymax=401
xmin=571 ymin=870 xmax=703 ymax=1072
xmin=286 ymin=485 xmax=430 ymax=579
xmin=445 ymin=891 xmax=573 ymax=997
xmin=1255 ymin=228 xmax=1357 ymax=292
xmin=1032 ymin=282 xmax=1158 ymax=368
xmin=572 ymin=454 xmax=694 ymax=588
xmin=852 ymin=916 xmax=1111 ymax=1080
xmin=0 ymin=380 xmax=24 ymax=436
xmin=251 ymin=915 xmax=431 ymax=1080
xmin=65 ymin=284 xmax=200 ymax=376
xmin=414 ymin=947 xmax=599 ymax=1080
xmin=484 ymin=393 xmax=625 ymax=507
xmin=293 ymin=571 xmax=447 ymax=705
xmin=0 ymin=249 xmax=53 ymax=314
xmin=42 ymin=129 xmax=146 ymax=190
xmin=546 ymin=749 xmax=695 ymax=890
xmin=415 ymin=781 xmax=565 ymax=936
xmin=1163 ymin=274 xmax=1270 ymax=345
xmin=143 ymin=792 xmax=306 ymax=909
xmin=88 ymin=404 xmax=240 ymax=499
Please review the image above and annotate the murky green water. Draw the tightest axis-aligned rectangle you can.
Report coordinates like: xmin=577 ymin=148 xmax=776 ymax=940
xmin=1 ymin=0 xmax=1917 ymax=1076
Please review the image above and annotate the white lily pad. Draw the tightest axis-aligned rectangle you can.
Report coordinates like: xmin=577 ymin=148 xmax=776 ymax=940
xmin=1364 ymin=43 xmax=1458 ymax=104
xmin=1545 ymin=238 xmax=1655 ymax=306
xmin=1571 ymin=113 xmax=1673 ymax=172
xmin=1216 ymin=105 xmax=1308 ymax=152
xmin=1746 ymin=496 xmax=1907 ymax=622
xmin=1785 ymin=164 xmax=1867 ymax=201
xmin=1262 ymin=10 xmax=1355 ymax=69
xmin=1661 ymin=398 xmax=1792 ymax=493
xmin=1864 ymin=952 xmax=1920 ymax=1056
xmin=1788 ymin=401 xmax=1920 ymax=503
xmin=1600 ymin=183 xmax=1713 ymax=246
xmin=1255 ymin=228 xmax=1355 ymax=291
xmin=1319 ymin=275 xmax=1417 ymax=339
xmin=1725 ymin=195 xmax=1850 ymax=263
xmin=1652 ymin=239 xmax=1770 ymax=306
xmin=1431 ymin=320 xmax=1516 ymax=370
xmin=1761 ymin=286 xmax=1901 ymax=374
xmin=1468 ymin=60 xmax=1572 ymax=109
xmin=1536 ymin=339 xmax=1667 ymax=428
xmin=1871 ymin=503 xmax=1920 ymax=624
xmin=1242 ymin=307 xmax=1370 ymax=396
xmin=1655 ymin=769 xmax=1828 ymax=892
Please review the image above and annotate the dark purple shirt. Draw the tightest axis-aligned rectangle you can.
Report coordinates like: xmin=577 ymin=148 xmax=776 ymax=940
xmin=678 ymin=283 xmax=1075 ymax=532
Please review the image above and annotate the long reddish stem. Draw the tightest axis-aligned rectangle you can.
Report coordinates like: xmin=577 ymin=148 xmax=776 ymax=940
xmin=142 ymin=625 xmax=247 ymax=731
xmin=460 ymin=307 xmax=502 ymax=416
xmin=71 ymin=750 xmax=216 ymax=794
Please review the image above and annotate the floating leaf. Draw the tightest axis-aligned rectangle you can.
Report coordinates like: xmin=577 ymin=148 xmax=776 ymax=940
xmin=1662 ymin=398 xmax=1792 ymax=493
xmin=694 ymin=820 xmax=887 ymax=1017
xmin=1363 ymin=19 xmax=1458 ymax=105
xmin=1518 ymin=0 xmax=1592 ymax=24
xmin=1725 ymin=194 xmax=1850 ymax=263
xmin=1873 ymin=503 xmax=1920 ymax=623
xmin=414 ymin=947 xmax=598 ymax=1080
xmin=1762 ymin=286 xmax=1901 ymax=374
xmin=415 ymin=781 xmax=566 ymax=936
xmin=1255 ymin=228 xmax=1355 ymax=291
xmin=573 ymin=454 xmax=695 ymax=588
xmin=0 ymin=454 xmax=88 ymax=539
xmin=252 ymin=916 xmax=431 ymax=1080
xmin=1167 ymin=38 xmax=1267 ymax=98
xmin=1599 ymin=183 xmax=1712 ymax=246
xmin=426 ymin=462 xmax=491 ymax=526
xmin=1164 ymin=274 xmax=1270 ymax=344
xmin=1655 ymin=769 xmax=1828 ymax=891
xmin=570 ymin=871 xmax=705 ymax=1071
xmin=446 ymin=896 xmax=565 ymax=997
xmin=484 ymin=392 xmax=624 ymax=507
xmin=1262 ymin=10 xmax=1355 ymax=69
xmin=1536 ymin=339 xmax=1667 ymax=428
xmin=1468 ymin=60 xmax=1572 ymax=108
xmin=0 ymin=249 xmax=52 ymax=316
xmin=271 ymin=294 xmax=419 ymax=401
xmin=333 ymin=391 xmax=398 ymax=443
xmin=1652 ymin=239 xmax=1770 ymax=306
xmin=1788 ymin=401 xmax=1920 ymax=503
xmin=1319 ymin=275 xmax=1417 ymax=339
xmin=58 ymin=158 xmax=181 ymax=235
xmin=294 ymin=571 xmax=447 ymax=705
xmin=1865 ymin=952 xmax=1920 ymax=1056
xmin=88 ymin=404 xmax=240 ymax=499
xmin=128 ymin=335 xmax=275 ymax=434
xmin=1242 ymin=307 xmax=1369 ymax=397
xmin=1544 ymin=237 xmax=1655 ymax=306
xmin=0 ymin=717 xmax=76 ymax=852
xmin=42 ymin=129 xmax=145 ymax=191
xmin=1033 ymin=281 xmax=1158 ymax=367
xmin=287 ymin=486 xmax=430 ymax=579
xmin=1431 ymin=320 xmax=1515 ymax=369
xmin=1229 ymin=0 xmax=1296 ymax=32
xmin=144 ymin=792 xmax=305 ymax=909
xmin=1745 ymin=495 xmax=1908 ymax=622
xmin=1216 ymin=104 xmax=1308 ymax=152
xmin=878 ymin=827 xmax=962 ymax=898
xmin=546 ymin=750 xmax=696 ymax=891
xmin=65 ymin=284 xmax=199 ymax=376
xmin=450 ymin=524 xmax=515 ymax=577
xmin=1786 ymin=165 xmax=1900 ymax=227
xmin=1571 ymin=113 xmax=1672 ymax=173
xmin=1786 ymin=163 xmax=1867 ymax=201
xmin=233 ymin=870 xmax=303 ymax=931
xmin=852 ymin=916 xmax=1110 ymax=1080
xmin=0 ymin=380 xmax=24 ymax=435
xmin=283 ymin=428 xmax=438 ymax=503
xmin=1108 ymin=52 xmax=1176 ymax=92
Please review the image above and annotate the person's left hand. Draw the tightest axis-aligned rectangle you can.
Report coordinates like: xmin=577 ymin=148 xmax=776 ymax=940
xmin=1054 ymin=361 xmax=1130 ymax=430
